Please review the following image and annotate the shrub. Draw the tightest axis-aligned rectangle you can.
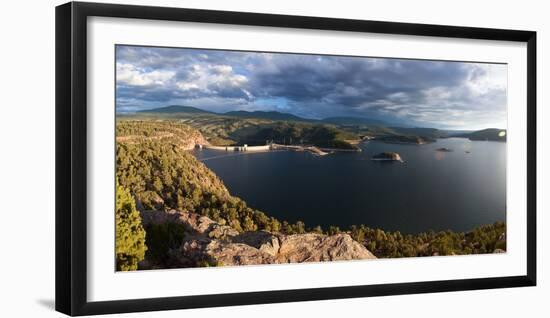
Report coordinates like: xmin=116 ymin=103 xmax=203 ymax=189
xmin=116 ymin=181 xmax=147 ymax=271
xmin=144 ymin=222 xmax=187 ymax=264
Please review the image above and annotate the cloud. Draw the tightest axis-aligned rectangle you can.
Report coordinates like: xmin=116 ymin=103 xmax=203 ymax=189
xmin=117 ymin=63 xmax=175 ymax=86
xmin=115 ymin=45 xmax=507 ymax=129
xmin=174 ymin=64 xmax=250 ymax=99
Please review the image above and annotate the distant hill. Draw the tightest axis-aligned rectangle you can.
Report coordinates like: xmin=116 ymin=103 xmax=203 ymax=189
xmin=442 ymin=129 xmax=475 ymax=136
xmin=376 ymin=135 xmax=436 ymax=145
xmin=389 ymin=127 xmax=449 ymax=139
xmin=138 ymin=105 xmax=215 ymax=115
xmin=224 ymin=110 xmax=311 ymax=122
xmin=132 ymin=107 xmax=502 ymax=143
xmin=458 ymin=128 xmax=507 ymax=141
xmin=322 ymin=116 xmax=388 ymax=126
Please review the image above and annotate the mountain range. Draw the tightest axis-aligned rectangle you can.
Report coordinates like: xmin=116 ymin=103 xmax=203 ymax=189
xmin=137 ymin=105 xmax=390 ymax=125
xmin=138 ymin=105 xmax=215 ymax=115
xmin=134 ymin=105 xmax=505 ymax=140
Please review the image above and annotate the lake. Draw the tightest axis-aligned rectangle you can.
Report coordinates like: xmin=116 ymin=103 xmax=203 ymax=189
xmin=192 ymin=138 xmax=506 ymax=234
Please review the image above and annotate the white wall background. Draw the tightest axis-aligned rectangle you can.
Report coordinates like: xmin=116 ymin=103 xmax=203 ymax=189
xmin=0 ymin=0 xmax=546 ymax=316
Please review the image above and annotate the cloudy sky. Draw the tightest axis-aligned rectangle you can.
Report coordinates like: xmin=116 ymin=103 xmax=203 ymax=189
xmin=116 ymin=45 xmax=507 ymax=130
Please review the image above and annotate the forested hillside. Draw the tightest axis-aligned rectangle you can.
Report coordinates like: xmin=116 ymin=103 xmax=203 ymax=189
xmin=458 ymin=128 xmax=507 ymax=141
xmin=116 ymin=123 xmax=286 ymax=233
xmin=123 ymin=111 xmax=361 ymax=149
xmin=116 ymin=120 xmax=207 ymax=150
xmin=231 ymin=121 xmax=359 ymax=149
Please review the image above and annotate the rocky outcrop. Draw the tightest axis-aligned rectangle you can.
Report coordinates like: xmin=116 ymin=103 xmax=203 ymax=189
xmin=178 ymin=131 xmax=209 ymax=150
xmin=371 ymin=152 xmax=403 ymax=162
xmin=277 ymin=233 xmax=375 ymax=263
xmin=140 ymin=209 xmax=238 ymax=237
xmin=140 ymin=210 xmax=376 ymax=268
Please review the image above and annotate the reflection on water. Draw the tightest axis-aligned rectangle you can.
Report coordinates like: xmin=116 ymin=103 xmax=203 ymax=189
xmin=193 ymin=138 xmax=506 ymax=234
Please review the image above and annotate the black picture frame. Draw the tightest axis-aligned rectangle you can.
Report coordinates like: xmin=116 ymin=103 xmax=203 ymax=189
xmin=55 ymin=1 xmax=537 ymax=316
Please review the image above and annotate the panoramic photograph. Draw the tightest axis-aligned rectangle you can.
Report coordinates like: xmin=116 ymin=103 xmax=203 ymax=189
xmin=114 ymin=45 xmax=507 ymax=271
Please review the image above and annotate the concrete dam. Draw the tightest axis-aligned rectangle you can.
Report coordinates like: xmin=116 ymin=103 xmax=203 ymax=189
xmin=196 ymin=143 xmax=360 ymax=156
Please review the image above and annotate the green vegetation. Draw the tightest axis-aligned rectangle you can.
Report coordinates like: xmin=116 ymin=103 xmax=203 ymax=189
xmin=116 ymin=181 xmax=147 ymax=271
xmin=143 ymin=222 xmax=187 ymax=265
xmin=116 ymin=119 xmax=204 ymax=148
xmin=337 ymin=125 xmax=445 ymax=143
xmin=376 ymin=135 xmax=435 ymax=144
xmin=122 ymin=109 xmax=360 ymax=149
xmin=458 ymin=128 xmax=507 ymax=141
xmin=349 ymin=222 xmax=506 ymax=258
xmin=125 ymin=106 xmax=506 ymax=146
xmin=233 ymin=121 xmax=359 ymax=149
xmin=116 ymin=118 xmax=506 ymax=264
xmin=186 ymin=116 xmax=361 ymax=149
xmin=116 ymin=132 xmax=287 ymax=234
xmin=389 ymin=127 xmax=449 ymax=138
xmin=178 ymin=115 xmax=270 ymax=146
xmin=279 ymin=222 xmax=506 ymax=258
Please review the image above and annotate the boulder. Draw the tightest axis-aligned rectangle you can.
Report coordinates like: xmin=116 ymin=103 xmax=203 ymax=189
xmin=205 ymin=240 xmax=278 ymax=265
xmin=231 ymin=231 xmax=281 ymax=256
xmin=208 ymin=224 xmax=240 ymax=239
xmin=277 ymin=233 xmax=376 ymax=263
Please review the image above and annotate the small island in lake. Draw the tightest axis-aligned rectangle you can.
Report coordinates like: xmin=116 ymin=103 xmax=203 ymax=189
xmin=371 ymin=152 xmax=403 ymax=162
xmin=436 ymin=148 xmax=453 ymax=152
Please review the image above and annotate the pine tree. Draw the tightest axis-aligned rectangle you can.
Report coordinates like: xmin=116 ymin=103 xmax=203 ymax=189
xmin=116 ymin=180 xmax=147 ymax=271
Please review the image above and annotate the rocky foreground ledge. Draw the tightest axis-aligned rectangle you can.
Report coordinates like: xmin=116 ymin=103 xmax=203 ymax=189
xmin=139 ymin=210 xmax=376 ymax=269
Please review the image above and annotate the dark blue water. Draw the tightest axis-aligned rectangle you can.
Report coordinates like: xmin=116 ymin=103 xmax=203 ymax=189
xmin=192 ymin=138 xmax=506 ymax=233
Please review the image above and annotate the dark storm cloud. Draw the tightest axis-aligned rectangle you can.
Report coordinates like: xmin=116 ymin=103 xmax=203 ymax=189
xmin=116 ymin=45 xmax=507 ymax=129
xmin=250 ymin=55 xmax=467 ymax=105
